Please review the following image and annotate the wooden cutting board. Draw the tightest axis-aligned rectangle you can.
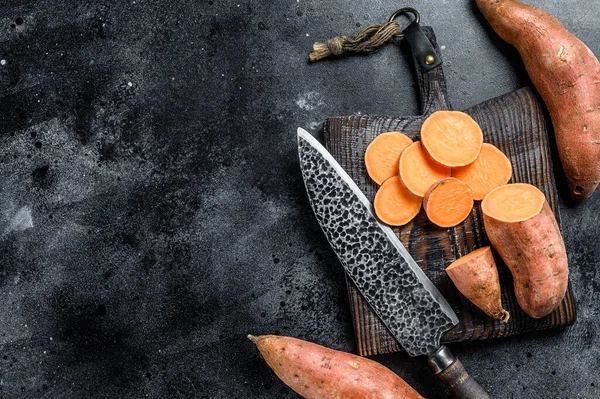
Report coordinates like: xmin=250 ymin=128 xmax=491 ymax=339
xmin=323 ymin=27 xmax=577 ymax=357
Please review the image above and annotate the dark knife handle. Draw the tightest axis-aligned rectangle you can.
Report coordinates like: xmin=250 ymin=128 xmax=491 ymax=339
xmin=428 ymin=346 xmax=491 ymax=399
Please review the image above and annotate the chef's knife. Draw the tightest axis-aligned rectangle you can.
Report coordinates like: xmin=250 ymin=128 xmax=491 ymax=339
xmin=297 ymin=128 xmax=490 ymax=399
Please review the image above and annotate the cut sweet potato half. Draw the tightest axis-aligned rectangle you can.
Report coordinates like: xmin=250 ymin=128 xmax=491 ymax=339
xmin=399 ymin=141 xmax=451 ymax=197
xmin=452 ymin=143 xmax=512 ymax=200
xmin=374 ymin=176 xmax=422 ymax=226
xmin=482 ymin=184 xmax=568 ymax=318
xmin=423 ymin=178 xmax=473 ymax=228
xmin=421 ymin=111 xmax=484 ymax=167
xmin=365 ymin=132 xmax=413 ymax=185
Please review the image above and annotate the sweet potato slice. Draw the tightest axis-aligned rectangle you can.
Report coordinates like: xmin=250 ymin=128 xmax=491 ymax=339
xmin=421 ymin=111 xmax=484 ymax=167
xmin=374 ymin=176 xmax=422 ymax=226
xmin=482 ymin=183 xmax=568 ymax=318
xmin=446 ymin=247 xmax=510 ymax=322
xmin=423 ymin=178 xmax=473 ymax=228
xmin=399 ymin=141 xmax=451 ymax=197
xmin=452 ymin=143 xmax=512 ymax=200
xmin=365 ymin=132 xmax=414 ymax=185
xmin=249 ymin=334 xmax=424 ymax=399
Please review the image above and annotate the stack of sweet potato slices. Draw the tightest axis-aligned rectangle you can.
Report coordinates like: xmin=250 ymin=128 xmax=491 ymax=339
xmin=367 ymin=110 xmax=512 ymax=228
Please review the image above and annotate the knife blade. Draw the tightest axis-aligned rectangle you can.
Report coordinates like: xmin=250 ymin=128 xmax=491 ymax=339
xmin=298 ymin=127 xmax=490 ymax=399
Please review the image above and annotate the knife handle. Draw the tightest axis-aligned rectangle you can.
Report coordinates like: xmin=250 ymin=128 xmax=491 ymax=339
xmin=428 ymin=346 xmax=491 ymax=399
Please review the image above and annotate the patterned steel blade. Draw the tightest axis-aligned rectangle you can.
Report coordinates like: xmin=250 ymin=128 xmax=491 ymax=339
xmin=297 ymin=128 xmax=458 ymax=357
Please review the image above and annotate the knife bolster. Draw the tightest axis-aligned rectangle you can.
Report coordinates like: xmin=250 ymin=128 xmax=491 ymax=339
xmin=428 ymin=346 xmax=491 ymax=399
xmin=427 ymin=345 xmax=455 ymax=374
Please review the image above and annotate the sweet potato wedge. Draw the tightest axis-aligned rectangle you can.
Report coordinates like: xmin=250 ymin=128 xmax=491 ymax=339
xmin=446 ymin=247 xmax=510 ymax=322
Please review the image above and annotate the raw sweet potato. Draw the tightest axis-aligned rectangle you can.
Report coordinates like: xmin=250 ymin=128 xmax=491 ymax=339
xmin=374 ymin=176 xmax=422 ymax=226
xmin=248 ymin=335 xmax=424 ymax=399
xmin=423 ymin=178 xmax=473 ymax=228
xmin=476 ymin=0 xmax=600 ymax=200
xmin=452 ymin=143 xmax=512 ymax=200
xmin=420 ymin=111 xmax=484 ymax=167
xmin=446 ymin=247 xmax=510 ymax=322
xmin=365 ymin=132 xmax=413 ymax=185
xmin=482 ymin=183 xmax=568 ymax=318
xmin=399 ymin=141 xmax=451 ymax=197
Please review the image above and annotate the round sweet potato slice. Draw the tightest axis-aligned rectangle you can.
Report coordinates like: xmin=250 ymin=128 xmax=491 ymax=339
xmin=365 ymin=132 xmax=413 ymax=185
xmin=374 ymin=176 xmax=422 ymax=226
xmin=399 ymin=141 xmax=451 ymax=197
xmin=423 ymin=178 xmax=473 ymax=228
xmin=421 ymin=111 xmax=484 ymax=167
xmin=452 ymin=143 xmax=512 ymax=200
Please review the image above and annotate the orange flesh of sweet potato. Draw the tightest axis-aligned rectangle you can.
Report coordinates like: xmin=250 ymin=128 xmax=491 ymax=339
xmin=475 ymin=0 xmax=600 ymax=200
xmin=374 ymin=176 xmax=422 ymax=226
xmin=452 ymin=143 xmax=513 ymax=200
xmin=482 ymin=183 xmax=569 ymax=318
xmin=399 ymin=141 xmax=451 ymax=197
xmin=248 ymin=335 xmax=425 ymax=399
xmin=365 ymin=132 xmax=414 ymax=185
xmin=423 ymin=178 xmax=473 ymax=228
xmin=482 ymin=183 xmax=545 ymax=222
xmin=420 ymin=111 xmax=484 ymax=167
xmin=446 ymin=246 xmax=510 ymax=322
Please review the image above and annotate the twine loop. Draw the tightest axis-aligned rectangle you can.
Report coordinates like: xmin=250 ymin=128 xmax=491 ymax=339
xmin=308 ymin=8 xmax=421 ymax=62
xmin=309 ymin=21 xmax=401 ymax=62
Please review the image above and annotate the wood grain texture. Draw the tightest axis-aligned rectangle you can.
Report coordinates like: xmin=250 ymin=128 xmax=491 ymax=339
xmin=323 ymin=27 xmax=576 ymax=357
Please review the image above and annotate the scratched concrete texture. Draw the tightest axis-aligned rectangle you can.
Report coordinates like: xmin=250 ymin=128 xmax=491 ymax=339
xmin=0 ymin=0 xmax=598 ymax=398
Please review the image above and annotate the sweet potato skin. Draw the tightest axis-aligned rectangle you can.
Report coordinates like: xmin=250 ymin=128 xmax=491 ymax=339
xmin=446 ymin=247 xmax=510 ymax=322
xmin=249 ymin=335 xmax=424 ymax=399
xmin=476 ymin=0 xmax=600 ymax=200
xmin=483 ymin=201 xmax=568 ymax=318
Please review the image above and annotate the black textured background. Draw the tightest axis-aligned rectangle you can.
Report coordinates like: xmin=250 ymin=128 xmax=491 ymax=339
xmin=0 ymin=1 xmax=598 ymax=398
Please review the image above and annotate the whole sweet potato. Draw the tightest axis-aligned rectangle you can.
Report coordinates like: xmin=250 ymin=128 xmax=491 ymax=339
xmin=476 ymin=0 xmax=600 ymax=200
xmin=482 ymin=184 xmax=568 ymax=318
xmin=248 ymin=334 xmax=424 ymax=399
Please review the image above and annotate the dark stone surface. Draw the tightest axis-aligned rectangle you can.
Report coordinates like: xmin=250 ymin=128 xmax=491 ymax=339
xmin=0 ymin=1 xmax=598 ymax=398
